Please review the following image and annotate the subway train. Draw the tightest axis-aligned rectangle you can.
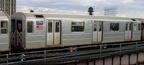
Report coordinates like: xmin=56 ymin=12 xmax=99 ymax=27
xmin=0 ymin=11 xmax=144 ymax=52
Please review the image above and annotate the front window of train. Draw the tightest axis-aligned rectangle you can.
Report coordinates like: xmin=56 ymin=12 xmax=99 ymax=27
xmin=1 ymin=21 xmax=8 ymax=34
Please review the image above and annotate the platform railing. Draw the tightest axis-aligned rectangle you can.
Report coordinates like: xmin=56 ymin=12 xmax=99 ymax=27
xmin=1 ymin=41 xmax=144 ymax=64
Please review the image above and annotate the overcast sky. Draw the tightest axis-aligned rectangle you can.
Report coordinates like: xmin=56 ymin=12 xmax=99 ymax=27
xmin=17 ymin=0 xmax=144 ymax=18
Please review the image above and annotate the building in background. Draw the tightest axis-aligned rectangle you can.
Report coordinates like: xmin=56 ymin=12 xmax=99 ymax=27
xmin=0 ymin=0 xmax=16 ymax=16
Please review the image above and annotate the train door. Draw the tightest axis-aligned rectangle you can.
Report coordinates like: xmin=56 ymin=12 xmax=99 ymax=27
xmin=125 ymin=22 xmax=132 ymax=40
xmin=93 ymin=21 xmax=103 ymax=43
xmin=10 ymin=19 xmax=25 ymax=51
xmin=47 ymin=20 xmax=61 ymax=46
xmin=141 ymin=23 xmax=144 ymax=40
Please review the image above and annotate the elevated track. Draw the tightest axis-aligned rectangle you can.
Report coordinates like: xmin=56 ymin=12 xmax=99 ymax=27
xmin=0 ymin=41 xmax=144 ymax=65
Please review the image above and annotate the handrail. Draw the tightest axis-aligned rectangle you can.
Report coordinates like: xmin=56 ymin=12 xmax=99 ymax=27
xmin=0 ymin=41 xmax=143 ymax=64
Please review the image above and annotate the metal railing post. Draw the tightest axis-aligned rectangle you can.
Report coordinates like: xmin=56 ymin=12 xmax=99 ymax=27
xmin=44 ymin=50 xmax=46 ymax=59
xmin=21 ymin=54 xmax=25 ymax=62
xmin=120 ymin=43 xmax=121 ymax=52
xmin=76 ymin=48 xmax=78 ymax=62
xmin=6 ymin=54 xmax=8 ymax=64
xmin=136 ymin=42 xmax=137 ymax=49
xmin=100 ymin=45 xmax=102 ymax=54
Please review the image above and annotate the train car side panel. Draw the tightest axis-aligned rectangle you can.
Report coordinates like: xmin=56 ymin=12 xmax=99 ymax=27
xmin=0 ymin=19 xmax=9 ymax=51
xmin=0 ymin=11 xmax=10 ymax=51
xmin=131 ymin=21 xmax=141 ymax=41
xmin=103 ymin=21 xmax=125 ymax=43
xmin=137 ymin=19 xmax=144 ymax=40
xmin=25 ymin=19 xmax=46 ymax=49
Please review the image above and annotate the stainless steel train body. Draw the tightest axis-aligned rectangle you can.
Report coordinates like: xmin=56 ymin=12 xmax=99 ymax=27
xmin=10 ymin=12 xmax=141 ymax=50
xmin=137 ymin=18 xmax=144 ymax=40
xmin=0 ymin=11 xmax=10 ymax=51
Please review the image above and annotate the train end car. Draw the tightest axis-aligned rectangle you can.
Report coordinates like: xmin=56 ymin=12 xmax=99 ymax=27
xmin=10 ymin=12 xmax=93 ymax=51
xmin=10 ymin=12 xmax=142 ymax=51
xmin=137 ymin=18 xmax=144 ymax=40
xmin=0 ymin=11 xmax=10 ymax=52
xmin=11 ymin=12 xmax=47 ymax=51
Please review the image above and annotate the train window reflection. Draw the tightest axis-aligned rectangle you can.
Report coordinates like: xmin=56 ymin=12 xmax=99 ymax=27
xmin=27 ymin=21 xmax=33 ymax=33
xmin=110 ymin=23 xmax=119 ymax=31
xmin=1 ymin=21 xmax=8 ymax=34
xmin=71 ymin=22 xmax=84 ymax=32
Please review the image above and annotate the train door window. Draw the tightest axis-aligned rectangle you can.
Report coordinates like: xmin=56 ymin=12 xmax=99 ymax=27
xmin=138 ymin=23 xmax=141 ymax=30
xmin=27 ymin=21 xmax=33 ymax=33
xmin=126 ymin=23 xmax=128 ymax=31
xmin=71 ymin=22 xmax=84 ymax=32
xmin=110 ymin=23 xmax=119 ymax=31
xmin=55 ymin=22 xmax=60 ymax=32
xmin=48 ymin=22 xmax=52 ymax=33
xmin=133 ymin=23 xmax=137 ymax=31
xmin=142 ymin=23 xmax=144 ymax=30
xmin=129 ymin=23 xmax=132 ymax=30
xmin=1 ymin=21 xmax=8 ymax=34
xmin=99 ymin=22 xmax=102 ymax=31
xmin=17 ymin=20 xmax=23 ymax=32
xmin=93 ymin=24 xmax=96 ymax=31
xmin=11 ymin=19 xmax=15 ymax=32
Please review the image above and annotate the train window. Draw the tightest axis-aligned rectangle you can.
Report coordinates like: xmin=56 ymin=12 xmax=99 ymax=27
xmin=17 ymin=20 xmax=23 ymax=32
xmin=48 ymin=22 xmax=52 ymax=33
xmin=133 ymin=23 xmax=137 ymax=31
xmin=142 ymin=23 xmax=144 ymax=30
xmin=11 ymin=19 xmax=15 ymax=32
xmin=1 ymin=21 xmax=8 ymax=34
xmin=55 ymin=22 xmax=60 ymax=32
xmin=93 ymin=24 xmax=96 ymax=31
xmin=126 ymin=23 xmax=128 ymax=31
xmin=27 ymin=21 xmax=33 ymax=33
xmin=71 ymin=22 xmax=84 ymax=32
xmin=99 ymin=22 xmax=102 ymax=31
xmin=138 ymin=23 xmax=141 ymax=30
xmin=110 ymin=23 xmax=119 ymax=31
xmin=129 ymin=23 xmax=132 ymax=30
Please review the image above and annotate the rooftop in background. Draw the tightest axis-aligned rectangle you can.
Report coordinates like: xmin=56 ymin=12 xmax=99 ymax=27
xmin=0 ymin=0 xmax=16 ymax=16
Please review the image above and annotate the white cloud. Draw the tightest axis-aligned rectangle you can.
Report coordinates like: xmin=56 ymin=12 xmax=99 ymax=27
xmin=16 ymin=0 xmax=144 ymax=18
xmin=17 ymin=6 xmax=88 ymax=15
xmin=123 ymin=0 xmax=134 ymax=3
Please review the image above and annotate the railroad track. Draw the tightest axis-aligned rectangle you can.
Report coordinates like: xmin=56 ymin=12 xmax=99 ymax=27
xmin=0 ymin=41 xmax=144 ymax=65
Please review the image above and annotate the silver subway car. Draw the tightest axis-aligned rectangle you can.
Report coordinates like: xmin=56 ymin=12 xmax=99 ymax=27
xmin=11 ymin=12 xmax=141 ymax=50
xmin=0 ymin=11 xmax=10 ymax=51
xmin=102 ymin=19 xmax=141 ymax=43
xmin=137 ymin=18 xmax=144 ymax=40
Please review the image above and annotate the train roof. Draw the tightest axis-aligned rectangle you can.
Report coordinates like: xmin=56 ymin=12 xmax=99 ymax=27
xmin=12 ymin=12 xmax=137 ymax=21
xmin=0 ymin=11 xmax=9 ymax=20
xmin=137 ymin=18 xmax=144 ymax=23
